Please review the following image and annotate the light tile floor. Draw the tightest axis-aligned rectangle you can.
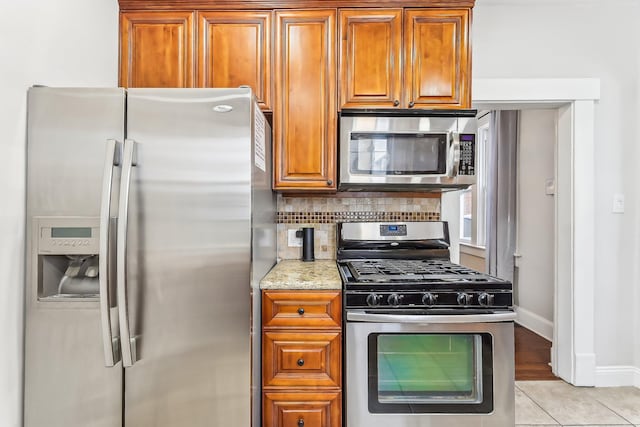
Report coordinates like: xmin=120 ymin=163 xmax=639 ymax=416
xmin=516 ymin=381 xmax=640 ymax=426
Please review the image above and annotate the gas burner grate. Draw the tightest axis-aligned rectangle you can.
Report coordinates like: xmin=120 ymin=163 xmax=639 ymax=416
xmin=347 ymin=259 xmax=488 ymax=282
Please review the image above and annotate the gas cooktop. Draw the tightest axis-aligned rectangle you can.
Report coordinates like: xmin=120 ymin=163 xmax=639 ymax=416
xmin=337 ymin=222 xmax=513 ymax=311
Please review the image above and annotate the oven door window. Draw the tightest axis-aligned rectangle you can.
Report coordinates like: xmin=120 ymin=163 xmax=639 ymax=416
xmin=349 ymin=133 xmax=447 ymax=175
xmin=368 ymin=333 xmax=493 ymax=414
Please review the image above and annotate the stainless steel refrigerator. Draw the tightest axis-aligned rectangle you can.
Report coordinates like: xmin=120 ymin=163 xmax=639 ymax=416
xmin=24 ymin=87 xmax=276 ymax=427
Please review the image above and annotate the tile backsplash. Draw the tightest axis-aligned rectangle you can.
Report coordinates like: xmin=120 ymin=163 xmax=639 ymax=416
xmin=277 ymin=195 xmax=441 ymax=260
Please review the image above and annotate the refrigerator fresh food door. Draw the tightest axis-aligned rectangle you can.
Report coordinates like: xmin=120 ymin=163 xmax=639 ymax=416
xmin=24 ymin=87 xmax=125 ymax=427
xmin=121 ymin=88 xmax=255 ymax=426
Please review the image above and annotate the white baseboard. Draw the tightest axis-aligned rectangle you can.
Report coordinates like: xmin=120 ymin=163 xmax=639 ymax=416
xmin=595 ymin=366 xmax=640 ymax=387
xmin=514 ymin=305 xmax=553 ymax=341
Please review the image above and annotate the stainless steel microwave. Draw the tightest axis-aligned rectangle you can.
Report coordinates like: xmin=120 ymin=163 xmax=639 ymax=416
xmin=339 ymin=109 xmax=477 ymax=191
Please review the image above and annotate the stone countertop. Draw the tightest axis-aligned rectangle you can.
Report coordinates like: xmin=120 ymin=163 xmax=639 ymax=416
xmin=260 ymin=259 xmax=342 ymax=290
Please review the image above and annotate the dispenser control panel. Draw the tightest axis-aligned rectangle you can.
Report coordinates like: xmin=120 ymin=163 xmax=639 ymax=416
xmin=37 ymin=217 xmax=99 ymax=254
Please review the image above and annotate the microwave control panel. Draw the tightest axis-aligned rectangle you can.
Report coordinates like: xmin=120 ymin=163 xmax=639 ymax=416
xmin=458 ymin=134 xmax=475 ymax=176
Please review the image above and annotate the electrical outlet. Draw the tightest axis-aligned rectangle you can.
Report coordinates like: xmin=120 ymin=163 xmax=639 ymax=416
xmin=288 ymin=229 xmax=302 ymax=247
xmin=612 ymin=193 xmax=625 ymax=214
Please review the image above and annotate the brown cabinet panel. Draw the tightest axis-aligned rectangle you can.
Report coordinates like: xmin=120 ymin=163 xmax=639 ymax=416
xmin=339 ymin=9 xmax=402 ymax=108
xmin=197 ymin=11 xmax=272 ymax=109
xmin=262 ymin=291 xmax=342 ymax=427
xmin=263 ymin=392 xmax=341 ymax=427
xmin=120 ymin=11 xmax=195 ymax=88
xmin=273 ymin=10 xmax=337 ymax=191
xmin=263 ymin=331 xmax=341 ymax=388
xmin=262 ymin=291 xmax=341 ymax=329
xmin=404 ymin=9 xmax=470 ymax=108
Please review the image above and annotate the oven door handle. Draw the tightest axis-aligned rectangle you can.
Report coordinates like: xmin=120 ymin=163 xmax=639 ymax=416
xmin=346 ymin=310 xmax=517 ymax=324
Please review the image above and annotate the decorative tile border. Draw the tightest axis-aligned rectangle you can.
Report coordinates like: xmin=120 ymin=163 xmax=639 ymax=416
xmin=276 ymin=195 xmax=441 ymax=224
xmin=277 ymin=211 xmax=440 ymax=224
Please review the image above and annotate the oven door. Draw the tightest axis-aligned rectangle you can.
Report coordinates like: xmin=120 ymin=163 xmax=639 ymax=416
xmin=345 ymin=311 xmax=515 ymax=427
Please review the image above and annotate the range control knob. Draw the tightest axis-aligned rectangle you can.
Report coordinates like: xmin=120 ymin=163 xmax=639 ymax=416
xmin=457 ymin=292 xmax=473 ymax=306
xmin=422 ymin=293 xmax=438 ymax=307
xmin=387 ymin=293 xmax=404 ymax=307
xmin=478 ymin=292 xmax=495 ymax=307
xmin=366 ymin=293 xmax=382 ymax=307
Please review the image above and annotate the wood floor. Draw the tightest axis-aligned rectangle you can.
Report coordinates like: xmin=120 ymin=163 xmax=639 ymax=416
xmin=515 ymin=324 xmax=558 ymax=381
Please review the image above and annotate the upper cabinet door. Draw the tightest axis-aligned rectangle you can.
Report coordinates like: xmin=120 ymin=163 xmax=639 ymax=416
xmin=273 ymin=10 xmax=337 ymax=191
xmin=120 ymin=11 xmax=195 ymax=88
xmin=403 ymin=9 xmax=470 ymax=109
xmin=197 ymin=11 xmax=272 ymax=110
xmin=338 ymin=9 xmax=402 ymax=109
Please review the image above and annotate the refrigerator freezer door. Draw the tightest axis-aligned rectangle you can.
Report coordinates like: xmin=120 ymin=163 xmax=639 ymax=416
xmin=24 ymin=88 xmax=125 ymax=427
xmin=123 ymin=88 xmax=255 ymax=426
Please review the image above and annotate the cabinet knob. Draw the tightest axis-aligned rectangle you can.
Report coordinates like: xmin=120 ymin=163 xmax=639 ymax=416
xmin=326 ymin=179 xmax=333 ymax=186
xmin=297 ymin=358 xmax=305 ymax=366
xmin=408 ymin=101 xmax=415 ymax=108
xmin=393 ymin=100 xmax=400 ymax=107
xmin=297 ymin=307 xmax=305 ymax=315
xmin=298 ymin=419 xmax=304 ymax=427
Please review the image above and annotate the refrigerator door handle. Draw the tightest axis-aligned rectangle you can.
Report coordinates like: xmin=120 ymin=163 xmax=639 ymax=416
xmin=117 ymin=139 xmax=138 ymax=367
xmin=99 ymin=139 xmax=121 ymax=367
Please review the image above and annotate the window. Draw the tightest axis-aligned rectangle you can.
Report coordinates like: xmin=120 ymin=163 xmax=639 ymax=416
xmin=459 ymin=113 xmax=490 ymax=247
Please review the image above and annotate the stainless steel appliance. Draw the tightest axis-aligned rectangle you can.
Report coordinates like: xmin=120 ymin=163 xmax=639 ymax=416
xmin=339 ymin=109 xmax=477 ymax=191
xmin=24 ymin=87 xmax=276 ymax=427
xmin=337 ymin=222 xmax=515 ymax=427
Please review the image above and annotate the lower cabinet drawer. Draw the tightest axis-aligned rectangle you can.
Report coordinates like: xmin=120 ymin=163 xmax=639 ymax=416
xmin=263 ymin=391 xmax=341 ymax=427
xmin=263 ymin=331 xmax=341 ymax=388
xmin=262 ymin=291 xmax=342 ymax=329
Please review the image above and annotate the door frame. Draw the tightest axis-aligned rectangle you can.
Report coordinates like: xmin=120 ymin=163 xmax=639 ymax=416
xmin=473 ymin=78 xmax=600 ymax=386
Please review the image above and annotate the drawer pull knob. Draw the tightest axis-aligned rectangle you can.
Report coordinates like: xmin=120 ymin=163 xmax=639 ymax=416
xmin=298 ymin=419 xmax=304 ymax=427
xmin=297 ymin=358 xmax=305 ymax=366
xmin=297 ymin=307 xmax=305 ymax=315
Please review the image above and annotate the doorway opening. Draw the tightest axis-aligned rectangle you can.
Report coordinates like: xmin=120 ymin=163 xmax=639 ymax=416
xmin=443 ymin=107 xmax=558 ymax=381
xmin=444 ymin=78 xmax=600 ymax=386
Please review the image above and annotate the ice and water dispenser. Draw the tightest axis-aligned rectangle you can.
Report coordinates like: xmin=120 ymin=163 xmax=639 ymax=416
xmin=35 ymin=217 xmax=100 ymax=300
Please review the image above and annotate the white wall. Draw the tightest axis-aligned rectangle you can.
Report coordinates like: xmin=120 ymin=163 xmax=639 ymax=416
xmin=635 ymin=22 xmax=640 ymax=384
xmin=0 ymin=1 xmax=118 ymax=425
xmin=515 ymin=109 xmax=556 ymax=340
xmin=441 ymin=192 xmax=461 ymax=263
xmin=473 ymin=0 xmax=640 ymax=370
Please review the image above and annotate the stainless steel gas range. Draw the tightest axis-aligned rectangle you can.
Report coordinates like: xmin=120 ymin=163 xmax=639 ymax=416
xmin=337 ymin=221 xmax=516 ymax=427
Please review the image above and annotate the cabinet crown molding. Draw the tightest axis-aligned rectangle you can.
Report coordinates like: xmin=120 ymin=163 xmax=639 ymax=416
xmin=119 ymin=0 xmax=475 ymax=11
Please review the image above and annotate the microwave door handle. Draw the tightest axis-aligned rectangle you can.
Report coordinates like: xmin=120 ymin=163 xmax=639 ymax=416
xmin=449 ymin=132 xmax=461 ymax=177
xmin=117 ymin=139 xmax=138 ymax=367
xmin=99 ymin=139 xmax=121 ymax=367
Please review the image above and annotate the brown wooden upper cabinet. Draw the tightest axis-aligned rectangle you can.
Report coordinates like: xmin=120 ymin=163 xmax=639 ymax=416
xmin=120 ymin=11 xmax=195 ymax=88
xmin=339 ymin=9 xmax=403 ymax=109
xmin=273 ymin=10 xmax=337 ymax=191
xmin=120 ymin=10 xmax=272 ymax=109
xmin=339 ymin=8 xmax=471 ymax=109
xmin=197 ymin=11 xmax=272 ymax=110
